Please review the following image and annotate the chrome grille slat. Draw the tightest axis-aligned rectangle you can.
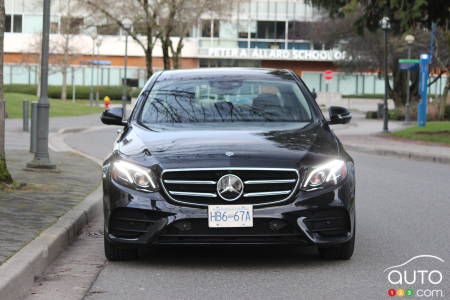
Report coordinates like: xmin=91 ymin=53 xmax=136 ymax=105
xmin=243 ymin=190 xmax=292 ymax=197
xmin=169 ymin=191 xmax=217 ymax=198
xmin=244 ymin=179 xmax=296 ymax=184
xmin=164 ymin=180 xmax=216 ymax=185
xmin=161 ymin=167 xmax=300 ymax=207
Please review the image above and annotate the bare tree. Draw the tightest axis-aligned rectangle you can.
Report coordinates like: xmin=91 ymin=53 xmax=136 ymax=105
xmin=19 ymin=32 xmax=80 ymax=100
xmin=0 ymin=0 xmax=13 ymax=184
xmin=79 ymin=0 xmax=237 ymax=75
xmin=56 ymin=0 xmax=82 ymax=101
xmin=17 ymin=0 xmax=81 ymax=100
xmin=158 ymin=0 xmax=236 ymax=69
xmin=79 ymin=0 xmax=161 ymax=77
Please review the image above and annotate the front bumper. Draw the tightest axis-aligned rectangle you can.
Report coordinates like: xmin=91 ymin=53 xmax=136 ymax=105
xmin=103 ymin=175 xmax=355 ymax=248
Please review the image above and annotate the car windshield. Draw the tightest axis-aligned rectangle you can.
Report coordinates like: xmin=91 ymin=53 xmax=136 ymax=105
xmin=139 ymin=77 xmax=313 ymax=125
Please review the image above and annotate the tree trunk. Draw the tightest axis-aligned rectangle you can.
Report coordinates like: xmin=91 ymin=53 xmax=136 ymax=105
xmin=61 ymin=66 xmax=67 ymax=101
xmin=172 ymin=52 xmax=180 ymax=69
xmin=388 ymin=55 xmax=406 ymax=109
xmin=0 ymin=0 xmax=13 ymax=184
xmin=170 ymin=37 xmax=184 ymax=69
xmin=145 ymin=48 xmax=153 ymax=79
xmin=160 ymin=35 xmax=171 ymax=70
xmin=439 ymin=76 xmax=450 ymax=119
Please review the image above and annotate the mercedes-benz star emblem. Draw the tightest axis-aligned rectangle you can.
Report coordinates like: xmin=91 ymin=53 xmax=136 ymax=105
xmin=217 ymin=174 xmax=243 ymax=201
xmin=225 ymin=151 xmax=234 ymax=157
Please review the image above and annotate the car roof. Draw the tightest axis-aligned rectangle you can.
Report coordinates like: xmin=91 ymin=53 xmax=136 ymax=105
xmin=156 ymin=68 xmax=296 ymax=81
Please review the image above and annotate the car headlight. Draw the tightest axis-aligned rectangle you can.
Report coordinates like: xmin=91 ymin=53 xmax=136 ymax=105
xmin=111 ymin=160 xmax=158 ymax=192
xmin=302 ymin=159 xmax=347 ymax=191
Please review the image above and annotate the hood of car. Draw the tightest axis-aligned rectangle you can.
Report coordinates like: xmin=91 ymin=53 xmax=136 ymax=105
xmin=117 ymin=122 xmax=339 ymax=170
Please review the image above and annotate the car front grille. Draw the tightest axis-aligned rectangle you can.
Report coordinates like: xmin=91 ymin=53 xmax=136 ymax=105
xmin=161 ymin=168 xmax=300 ymax=207
xmin=156 ymin=218 xmax=307 ymax=245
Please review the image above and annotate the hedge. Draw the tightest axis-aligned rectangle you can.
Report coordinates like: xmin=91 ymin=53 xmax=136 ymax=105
xmin=366 ymin=105 xmax=450 ymax=121
xmin=343 ymin=94 xmax=384 ymax=99
xmin=343 ymin=93 xmax=440 ymax=99
xmin=4 ymin=84 xmax=141 ymax=100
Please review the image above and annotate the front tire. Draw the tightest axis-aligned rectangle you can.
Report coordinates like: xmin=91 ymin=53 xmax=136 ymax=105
xmin=318 ymin=233 xmax=355 ymax=260
xmin=104 ymin=236 xmax=138 ymax=261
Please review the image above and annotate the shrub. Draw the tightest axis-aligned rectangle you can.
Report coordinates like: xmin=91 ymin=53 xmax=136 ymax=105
xmin=343 ymin=94 xmax=384 ymax=99
xmin=445 ymin=105 xmax=450 ymax=120
xmin=366 ymin=109 xmax=405 ymax=120
xmin=365 ymin=111 xmax=378 ymax=119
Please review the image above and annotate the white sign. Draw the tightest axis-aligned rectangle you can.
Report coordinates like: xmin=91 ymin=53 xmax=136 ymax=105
xmin=208 ymin=205 xmax=253 ymax=228
xmin=204 ymin=47 xmax=346 ymax=61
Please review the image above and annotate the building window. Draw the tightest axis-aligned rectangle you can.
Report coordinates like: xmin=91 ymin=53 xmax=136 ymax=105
xmin=60 ymin=17 xmax=84 ymax=34
xmin=256 ymin=21 xmax=285 ymax=39
xmin=133 ymin=22 xmax=147 ymax=36
xmin=288 ymin=21 xmax=314 ymax=40
xmin=50 ymin=21 xmax=59 ymax=33
xmin=97 ymin=23 xmax=120 ymax=35
xmin=238 ymin=21 xmax=256 ymax=39
xmin=201 ymin=19 xmax=219 ymax=38
xmin=13 ymin=15 xmax=22 ymax=32
xmin=5 ymin=15 xmax=11 ymax=32
xmin=5 ymin=14 xmax=22 ymax=33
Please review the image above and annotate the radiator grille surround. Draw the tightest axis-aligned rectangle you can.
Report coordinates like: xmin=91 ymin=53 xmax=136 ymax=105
xmin=161 ymin=168 xmax=300 ymax=207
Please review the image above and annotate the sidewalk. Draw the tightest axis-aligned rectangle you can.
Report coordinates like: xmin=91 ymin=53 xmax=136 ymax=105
xmin=1 ymin=113 xmax=106 ymax=300
xmin=334 ymin=112 xmax=450 ymax=164
xmin=1 ymin=113 xmax=104 ymax=265
xmin=0 ymin=150 xmax=101 ymax=264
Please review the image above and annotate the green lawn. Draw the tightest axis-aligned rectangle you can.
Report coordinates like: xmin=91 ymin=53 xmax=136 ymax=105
xmin=4 ymin=93 xmax=104 ymax=118
xmin=393 ymin=122 xmax=450 ymax=145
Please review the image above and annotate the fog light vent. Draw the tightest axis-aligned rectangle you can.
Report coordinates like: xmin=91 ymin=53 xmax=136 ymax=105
xmin=173 ymin=221 xmax=192 ymax=232
xmin=302 ymin=209 xmax=350 ymax=236
xmin=268 ymin=220 xmax=286 ymax=231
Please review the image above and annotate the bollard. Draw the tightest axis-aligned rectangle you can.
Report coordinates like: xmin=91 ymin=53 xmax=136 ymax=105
xmin=30 ymin=102 xmax=38 ymax=153
xmin=23 ymin=100 xmax=30 ymax=131
xmin=377 ymin=103 xmax=384 ymax=119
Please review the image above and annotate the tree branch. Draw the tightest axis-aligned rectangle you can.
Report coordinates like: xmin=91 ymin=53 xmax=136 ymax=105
xmin=83 ymin=0 xmax=148 ymax=51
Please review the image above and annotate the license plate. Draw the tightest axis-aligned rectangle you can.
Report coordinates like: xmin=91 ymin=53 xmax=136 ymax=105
xmin=208 ymin=205 xmax=253 ymax=228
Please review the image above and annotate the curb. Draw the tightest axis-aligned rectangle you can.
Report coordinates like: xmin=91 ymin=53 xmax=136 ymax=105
xmin=344 ymin=144 xmax=450 ymax=165
xmin=0 ymin=128 xmax=105 ymax=300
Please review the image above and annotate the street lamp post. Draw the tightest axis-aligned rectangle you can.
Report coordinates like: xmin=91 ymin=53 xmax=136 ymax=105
xmin=121 ymin=19 xmax=133 ymax=120
xmin=95 ymin=38 xmax=102 ymax=107
xmin=89 ymin=31 xmax=97 ymax=107
xmin=27 ymin=0 xmax=55 ymax=169
xmin=380 ymin=16 xmax=391 ymax=133
xmin=404 ymin=34 xmax=415 ymax=124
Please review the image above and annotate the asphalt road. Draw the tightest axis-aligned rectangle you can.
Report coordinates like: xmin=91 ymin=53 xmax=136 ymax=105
xmin=64 ymin=127 xmax=450 ymax=300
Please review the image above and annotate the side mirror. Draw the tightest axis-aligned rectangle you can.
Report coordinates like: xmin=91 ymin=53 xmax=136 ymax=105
xmin=101 ymin=107 xmax=126 ymax=126
xmin=328 ymin=106 xmax=351 ymax=125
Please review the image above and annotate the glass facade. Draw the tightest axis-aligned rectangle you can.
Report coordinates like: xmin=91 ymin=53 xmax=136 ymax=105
xmin=197 ymin=0 xmax=317 ymax=50
xmin=199 ymin=59 xmax=260 ymax=68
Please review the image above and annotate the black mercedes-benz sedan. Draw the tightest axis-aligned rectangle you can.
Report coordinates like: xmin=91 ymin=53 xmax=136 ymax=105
xmin=100 ymin=68 xmax=355 ymax=261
